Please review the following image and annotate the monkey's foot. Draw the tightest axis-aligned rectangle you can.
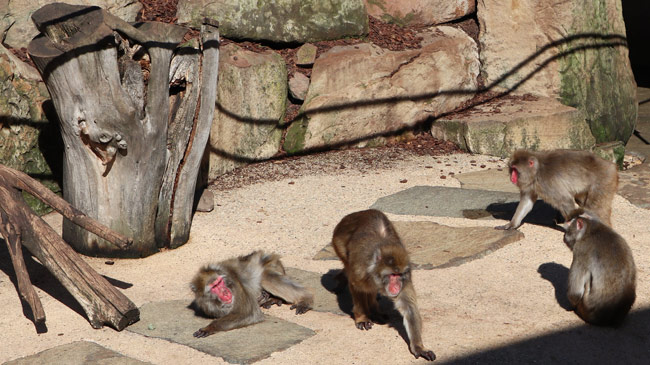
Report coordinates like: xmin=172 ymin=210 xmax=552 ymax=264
xmin=290 ymin=302 xmax=312 ymax=314
xmin=495 ymin=223 xmax=515 ymax=230
xmin=261 ymin=297 xmax=283 ymax=308
xmin=355 ymin=320 xmax=374 ymax=330
xmin=415 ymin=349 xmax=436 ymax=361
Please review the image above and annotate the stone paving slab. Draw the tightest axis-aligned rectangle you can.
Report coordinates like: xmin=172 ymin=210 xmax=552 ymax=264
xmin=3 ymin=341 xmax=149 ymax=365
xmin=285 ymin=267 xmax=350 ymax=317
xmin=313 ymin=221 xmax=524 ymax=269
xmin=371 ymin=185 xmax=558 ymax=227
xmin=455 ymin=169 xmax=519 ymax=193
xmin=127 ymin=300 xmax=314 ymax=364
xmin=371 ymin=185 xmax=520 ymax=219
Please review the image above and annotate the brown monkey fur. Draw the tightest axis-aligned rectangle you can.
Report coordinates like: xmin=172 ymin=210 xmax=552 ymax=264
xmin=190 ymin=250 xmax=313 ymax=337
xmin=332 ymin=209 xmax=436 ymax=361
xmin=563 ymin=210 xmax=636 ymax=326
xmin=497 ymin=149 xmax=618 ymax=230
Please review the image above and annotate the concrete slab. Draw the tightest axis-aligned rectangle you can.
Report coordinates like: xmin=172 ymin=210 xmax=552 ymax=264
xmin=455 ymin=169 xmax=519 ymax=193
xmin=313 ymin=221 xmax=524 ymax=269
xmin=370 ymin=185 xmax=558 ymax=227
xmin=127 ymin=300 xmax=314 ymax=364
xmin=4 ymin=341 xmax=149 ymax=365
xmin=284 ymin=267 xmax=349 ymax=317
xmin=431 ymin=96 xmax=595 ymax=157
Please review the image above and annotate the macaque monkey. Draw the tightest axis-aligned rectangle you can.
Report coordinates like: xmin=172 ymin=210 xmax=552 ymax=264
xmin=563 ymin=210 xmax=636 ymax=326
xmin=190 ymin=250 xmax=314 ymax=337
xmin=496 ymin=149 xmax=618 ymax=230
xmin=332 ymin=209 xmax=436 ymax=361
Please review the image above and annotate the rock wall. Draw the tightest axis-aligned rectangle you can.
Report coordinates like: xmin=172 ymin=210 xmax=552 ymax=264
xmin=477 ymin=0 xmax=636 ymax=143
xmin=0 ymin=45 xmax=61 ymax=214
xmin=177 ymin=0 xmax=368 ymax=43
xmin=0 ymin=0 xmax=638 ymax=182
xmin=284 ymin=26 xmax=479 ymax=154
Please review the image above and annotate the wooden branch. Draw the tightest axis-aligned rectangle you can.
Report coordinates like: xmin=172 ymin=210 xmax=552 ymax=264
xmin=0 ymin=165 xmax=131 ymax=249
xmin=0 ymin=182 xmax=45 ymax=323
xmin=0 ymin=164 xmax=139 ymax=330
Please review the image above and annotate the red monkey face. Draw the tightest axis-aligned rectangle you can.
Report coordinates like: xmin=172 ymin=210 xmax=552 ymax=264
xmin=510 ymin=166 xmax=519 ymax=185
xmin=209 ymin=276 xmax=233 ymax=304
xmin=387 ymin=273 xmax=403 ymax=296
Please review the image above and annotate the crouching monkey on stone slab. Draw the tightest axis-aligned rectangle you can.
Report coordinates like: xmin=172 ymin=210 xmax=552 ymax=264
xmin=332 ymin=209 xmax=436 ymax=361
xmin=190 ymin=250 xmax=314 ymax=337
xmin=496 ymin=149 xmax=618 ymax=230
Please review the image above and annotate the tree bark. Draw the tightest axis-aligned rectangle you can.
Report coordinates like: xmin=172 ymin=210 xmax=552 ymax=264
xmin=0 ymin=164 xmax=138 ymax=330
xmin=27 ymin=4 xmax=220 ymax=256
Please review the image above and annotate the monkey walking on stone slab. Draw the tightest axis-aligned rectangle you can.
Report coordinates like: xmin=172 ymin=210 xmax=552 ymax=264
xmin=332 ymin=209 xmax=436 ymax=361
xmin=496 ymin=149 xmax=618 ymax=230
xmin=562 ymin=209 xmax=636 ymax=326
xmin=190 ymin=250 xmax=314 ymax=337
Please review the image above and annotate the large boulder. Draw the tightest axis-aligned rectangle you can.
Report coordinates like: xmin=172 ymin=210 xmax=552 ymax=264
xmin=364 ymin=0 xmax=475 ymax=26
xmin=176 ymin=0 xmax=368 ymax=43
xmin=0 ymin=0 xmax=142 ymax=49
xmin=478 ymin=0 xmax=636 ymax=144
xmin=431 ymin=96 xmax=596 ymax=157
xmin=284 ymin=26 xmax=479 ymax=154
xmin=0 ymin=44 xmax=61 ymax=214
xmin=207 ymin=44 xmax=287 ymax=178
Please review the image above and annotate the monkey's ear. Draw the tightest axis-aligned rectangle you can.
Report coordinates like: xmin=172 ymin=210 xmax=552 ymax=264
xmin=190 ymin=283 xmax=197 ymax=293
xmin=576 ymin=218 xmax=584 ymax=231
xmin=528 ymin=157 xmax=538 ymax=169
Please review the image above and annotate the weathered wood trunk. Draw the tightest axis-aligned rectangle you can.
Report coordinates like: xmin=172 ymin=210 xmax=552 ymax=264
xmin=27 ymin=4 xmax=220 ymax=257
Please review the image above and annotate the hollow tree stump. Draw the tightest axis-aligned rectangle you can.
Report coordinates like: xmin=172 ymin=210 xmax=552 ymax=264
xmin=27 ymin=3 xmax=220 ymax=257
xmin=0 ymin=163 xmax=138 ymax=330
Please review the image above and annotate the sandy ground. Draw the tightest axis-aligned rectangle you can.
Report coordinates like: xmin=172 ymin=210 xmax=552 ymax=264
xmin=1 ymin=152 xmax=648 ymax=364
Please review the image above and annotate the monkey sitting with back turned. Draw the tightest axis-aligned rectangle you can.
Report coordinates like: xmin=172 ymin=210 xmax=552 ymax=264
xmin=562 ymin=209 xmax=636 ymax=326
xmin=190 ymin=250 xmax=314 ymax=337
xmin=497 ymin=149 xmax=618 ymax=230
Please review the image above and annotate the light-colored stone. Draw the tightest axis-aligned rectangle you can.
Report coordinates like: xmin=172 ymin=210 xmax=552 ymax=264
xmin=195 ymin=189 xmax=214 ymax=212
xmin=176 ymin=0 xmax=368 ymax=43
xmin=431 ymin=97 xmax=596 ymax=157
xmin=207 ymin=44 xmax=287 ymax=178
xmin=295 ymin=43 xmax=318 ymax=66
xmin=289 ymin=72 xmax=310 ymax=101
xmin=477 ymin=0 xmax=636 ymax=143
xmin=0 ymin=0 xmax=142 ymax=49
xmin=364 ymin=0 xmax=475 ymax=26
xmin=284 ymin=26 xmax=479 ymax=154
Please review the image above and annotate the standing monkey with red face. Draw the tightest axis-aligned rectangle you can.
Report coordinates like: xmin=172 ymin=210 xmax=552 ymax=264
xmin=563 ymin=210 xmax=636 ymax=326
xmin=496 ymin=149 xmax=618 ymax=230
xmin=332 ymin=209 xmax=436 ymax=361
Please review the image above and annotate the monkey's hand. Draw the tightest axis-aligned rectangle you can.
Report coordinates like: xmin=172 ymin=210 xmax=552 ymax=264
xmin=193 ymin=327 xmax=213 ymax=338
xmin=290 ymin=302 xmax=312 ymax=314
xmin=495 ymin=222 xmax=516 ymax=230
xmin=413 ymin=347 xmax=436 ymax=362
